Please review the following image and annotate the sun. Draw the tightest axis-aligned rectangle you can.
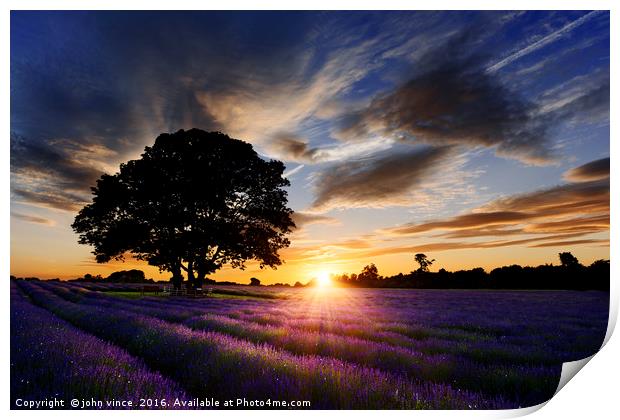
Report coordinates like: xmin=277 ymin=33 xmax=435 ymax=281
xmin=315 ymin=271 xmax=332 ymax=288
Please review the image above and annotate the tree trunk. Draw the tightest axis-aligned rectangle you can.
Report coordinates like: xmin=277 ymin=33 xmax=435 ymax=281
xmin=195 ymin=271 xmax=205 ymax=290
xmin=187 ymin=260 xmax=198 ymax=290
xmin=171 ymin=259 xmax=184 ymax=289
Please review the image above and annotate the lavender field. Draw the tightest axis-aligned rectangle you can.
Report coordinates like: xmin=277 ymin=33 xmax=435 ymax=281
xmin=11 ymin=280 xmax=608 ymax=409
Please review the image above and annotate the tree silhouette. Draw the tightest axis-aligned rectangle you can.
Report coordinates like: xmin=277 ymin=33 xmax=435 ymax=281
xmin=72 ymin=129 xmax=295 ymax=289
xmin=414 ymin=253 xmax=435 ymax=272
xmin=559 ymin=252 xmax=580 ymax=267
xmin=358 ymin=263 xmax=380 ymax=284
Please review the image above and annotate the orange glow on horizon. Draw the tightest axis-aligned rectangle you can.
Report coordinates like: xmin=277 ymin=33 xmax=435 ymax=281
xmin=315 ymin=271 xmax=333 ymax=288
xmin=10 ymin=233 xmax=610 ymax=285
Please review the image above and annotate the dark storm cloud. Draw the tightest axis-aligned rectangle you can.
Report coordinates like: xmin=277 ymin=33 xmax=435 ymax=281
xmin=10 ymin=11 xmax=316 ymax=211
xmin=10 ymin=12 xmax=239 ymax=150
xmin=336 ymin=30 xmax=554 ymax=164
xmin=310 ymin=146 xmax=451 ymax=211
xmin=11 ymin=135 xmax=104 ymax=191
xmin=10 ymin=134 xmax=105 ymax=211
xmin=336 ymin=28 xmax=609 ymax=165
xmin=563 ymin=157 xmax=609 ymax=182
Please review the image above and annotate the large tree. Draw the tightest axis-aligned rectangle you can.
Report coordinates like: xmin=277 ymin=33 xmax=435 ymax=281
xmin=72 ymin=129 xmax=295 ymax=289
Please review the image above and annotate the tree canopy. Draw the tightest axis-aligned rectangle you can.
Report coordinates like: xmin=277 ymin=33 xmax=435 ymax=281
xmin=72 ymin=129 xmax=295 ymax=288
xmin=559 ymin=252 xmax=580 ymax=267
xmin=414 ymin=253 xmax=435 ymax=272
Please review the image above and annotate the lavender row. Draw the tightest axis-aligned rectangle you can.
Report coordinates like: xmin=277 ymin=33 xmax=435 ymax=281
xmin=16 ymin=280 xmax=512 ymax=409
xmin=40 ymin=281 xmax=605 ymax=369
xmin=31 ymin=281 xmax=559 ymax=405
xmin=54 ymin=281 xmax=605 ymax=365
xmin=185 ymin=313 xmax=560 ymax=404
xmin=10 ymin=283 xmax=188 ymax=409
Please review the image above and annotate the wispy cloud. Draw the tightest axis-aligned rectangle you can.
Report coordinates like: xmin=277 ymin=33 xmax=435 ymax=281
xmin=378 ymin=158 xmax=609 ymax=249
xmin=282 ymin=164 xmax=305 ymax=179
xmin=10 ymin=134 xmax=107 ymax=211
xmin=536 ymin=69 xmax=610 ymax=126
xmin=290 ymin=212 xmax=340 ymax=230
xmin=486 ymin=11 xmax=603 ymax=73
xmin=267 ymin=134 xmax=393 ymax=164
xmin=11 ymin=212 xmax=56 ymax=226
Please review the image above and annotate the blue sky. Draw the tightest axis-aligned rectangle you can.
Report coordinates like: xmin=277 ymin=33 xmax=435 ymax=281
xmin=10 ymin=11 xmax=610 ymax=282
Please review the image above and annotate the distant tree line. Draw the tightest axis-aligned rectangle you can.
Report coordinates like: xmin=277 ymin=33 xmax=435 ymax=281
xmin=331 ymin=252 xmax=609 ymax=291
xmin=9 ymin=252 xmax=609 ymax=291
xmin=9 ymin=270 xmax=305 ymax=288
xmin=77 ymin=270 xmax=152 ymax=283
xmin=11 ymin=269 xmax=154 ymax=284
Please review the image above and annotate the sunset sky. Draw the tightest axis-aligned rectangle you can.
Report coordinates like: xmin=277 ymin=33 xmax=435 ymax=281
xmin=10 ymin=11 xmax=610 ymax=284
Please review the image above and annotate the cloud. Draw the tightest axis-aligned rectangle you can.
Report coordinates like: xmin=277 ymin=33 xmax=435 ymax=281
xmin=482 ymin=178 xmax=608 ymax=215
xmin=11 ymin=135 xmax=105 ymax=190
xmin=369 ymin=236 xmax=609 ymax=257
xmin=12 ymin=188 xmax=88 ymax=212
xmin=293 ymin=232 xmax=606 ymax=263
xmin=323 ymin=239 xmax=373 ymax=250
xmin=11 ymin=212 xmax=56 ymax=226
xmin=511 ymin=30 xmax=609 ymax=78
xmin=290 ymin=212 xmax=339 ymax=230
xmin=379 ymin=158 xmax=609 ymax=249
xmin=563 ymin=157 xmax=610 ymax=182
xmin=537 ymin=69 xmax=610 ymax=126
xmin=486 ymin=11 xmax=604 ymax=73
xmin=336 ymin=30 xmax=555 ymax=164
xmin=524 ymin=214 xmax=609 ymax=234
xmin=384 ymin=179 xmax=609 ymax=238
xmin=267 ymin=134 xmax=394 ymax=164
xmin=194 ymin=34 xmax=392 ymax=147
xmin=10 ymin=134 xmax=110 ymax=211
xmin=282 ymin=164 xmax=305 ymax=179
xmin=309 ymin=146 xmax=452 ymax=212
xmin=269 ymin=136 xmax=328 ymax=164
xmin=529 ymin=239 xmax=609 ymax=248
xmin=280 ymin=236 xmax=377 ymax=263
xmin=321 ymin=231 xmax=609 ymax=262
xmin=386 ymin=211 xmax=535 ymax=236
